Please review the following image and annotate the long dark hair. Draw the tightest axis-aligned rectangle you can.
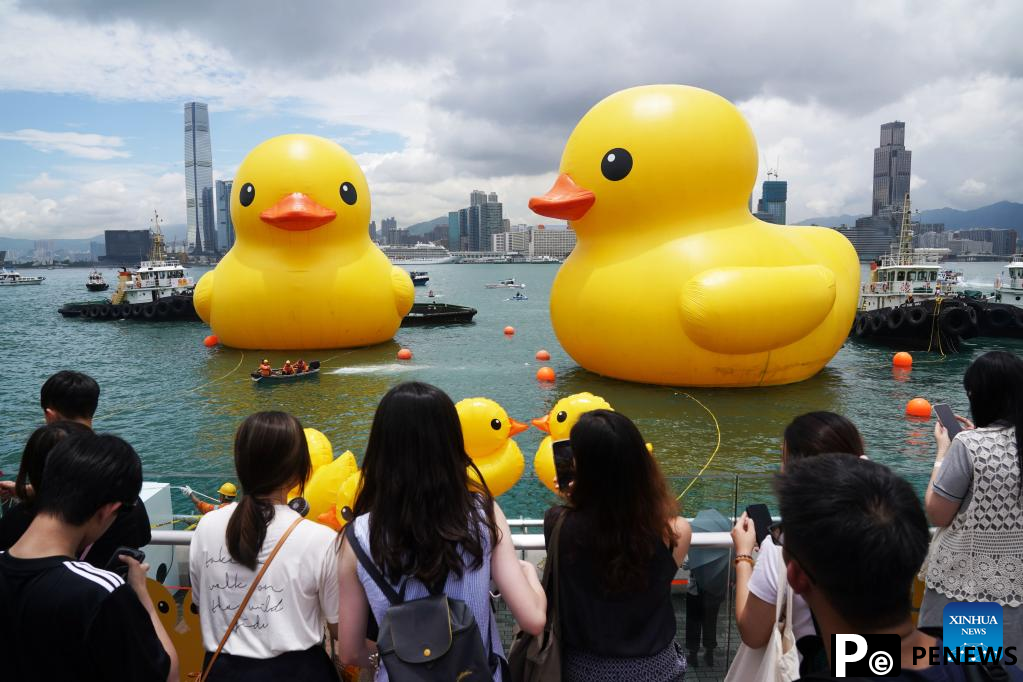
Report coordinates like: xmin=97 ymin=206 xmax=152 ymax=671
xmin=226 ymin=412 xmax=311 ymax=570
xmin=566 ymin=410 xmax=678 ymax=592
xmin=964 ymin=351 xmax=1023 ymax=494
xmin=353 ymin=382 xmax=498 ymax=587
xmin=783 ymin=411 xmax=865 ymax=462
xmin=15 ymin=421 xmax=91 ymax=504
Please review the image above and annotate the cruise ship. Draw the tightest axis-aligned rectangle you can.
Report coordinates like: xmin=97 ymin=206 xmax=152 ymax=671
xmin=379 ymin=242 xmax=458 ymax=265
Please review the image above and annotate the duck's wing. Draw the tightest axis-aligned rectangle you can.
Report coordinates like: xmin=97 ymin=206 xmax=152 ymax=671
xmin=680 ymin=265 xmax=836 ymax=354
xmin=391 ymin=266 xmax=414 ymax=317
xmin=193 ymin=270 xmax=214 ymax=324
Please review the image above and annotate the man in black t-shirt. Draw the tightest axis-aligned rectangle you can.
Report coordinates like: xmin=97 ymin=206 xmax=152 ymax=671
xmin=0 ymin=432 xmax=177 ymax=681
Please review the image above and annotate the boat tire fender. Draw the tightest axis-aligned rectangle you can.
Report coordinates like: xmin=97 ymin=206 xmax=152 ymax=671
xmin=868 ymin=312 xmax=885 ymax=333
xmin=906 ymin=306 xmax=928 ymax=327
xmin=987 ymin=307 xmax=1012 ymax=329
xmin=143 ymin=304 xmax=156 ymax=319
xmin=886 ymin=309 xmax=906 ymax=331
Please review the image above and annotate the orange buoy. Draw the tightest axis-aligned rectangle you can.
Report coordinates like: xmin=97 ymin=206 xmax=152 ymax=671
xmin=535 ymin=349 xmax=551 ymax=361
xmin=893 ymin=352 xmax=913 ymax=368
xmin=504 ymin=326 xmax=516 ymax=336
xmin=203 ymin=335 xmax=218 ymax=348
xmin=536 ymin=366 xmax=556 ymax=382
xmin=905 ymin=397 xmax=932 ymax=418
xmin=397 ymin=348 xmax=413 ymax=360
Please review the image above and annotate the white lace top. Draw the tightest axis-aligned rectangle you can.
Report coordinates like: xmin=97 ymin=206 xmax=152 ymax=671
xmin=924 ymin=426 xmax=1023 ymax=607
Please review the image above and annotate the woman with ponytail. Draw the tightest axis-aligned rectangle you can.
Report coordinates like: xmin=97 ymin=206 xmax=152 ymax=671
xmin=189 ymin=412 xmax=339 ymax=681
xmin=922 ymin=350 xmax=1023 ymax=664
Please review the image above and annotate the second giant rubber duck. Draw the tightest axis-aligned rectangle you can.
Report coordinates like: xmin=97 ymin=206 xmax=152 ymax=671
xmin=529 ymin=85 xmax=859 ymax=387
xmin=456 ymin=397 xmax=529 ymax=496
xmin=194 ymin=134 xmax=414 ymax=349
xmin=532 ymin=392 xmax=612 ymax=493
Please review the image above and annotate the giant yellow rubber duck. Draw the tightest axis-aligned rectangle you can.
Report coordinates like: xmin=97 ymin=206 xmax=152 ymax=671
xmin=456 ymin=397 xmax=529 ymax=496
xmin=529 ymin=85 xmax=859 ymax=387
xmin=194 ymin=134 xmax=414 ymax=349
xmin=532 ymin=392 xmax=613 ymax=493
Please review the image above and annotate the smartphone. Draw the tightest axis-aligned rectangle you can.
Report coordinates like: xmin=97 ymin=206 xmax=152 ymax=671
xmin=104 ymin=546 xmax=145 ymax=578
xmin=933 ymin=403 xmax=964 ymax=440
xmin=552 ymin=439 xmax=575 ymax=490
xmin=745 ymin=504 xmax=773 ymax=547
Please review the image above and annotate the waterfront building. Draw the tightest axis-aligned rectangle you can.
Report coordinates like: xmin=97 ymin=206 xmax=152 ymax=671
xmin=832 ymin=223 xmax=893 ymax=263
xmin=529 ymin=226 xmax=576 ymax=259
xmin=184 ymin=102 xmax=214 ymax=254
xmin=488 ymin=191 xmax=499 ymax=204
xmin=470 ymin=190 xmax=487 ymax=207
xmin=916 ymin=222 xmax=944 ymax=235
xmin=467 ymin=205 xmax=482 ymax=251
xmin=215 ymin=179 xmax=235 ymax=252
xmin=89 ymin=241 xmax=105 ymax=262
xmin=957 ymin=228 xmax=1017 ymax=255
xmin=493 ymin=231 xmax=529 ymax=254
xmin=201 ymin=186 xmax=217 ymax=254
xmin=381 ymin=217 xmax=398 ymax=245
xmin=368 ymin=220 xmax=377 ymax=242
xmin=502 ymin=218 xmax=511 ymax=231
xmin=479 ymin=202 xmax=504 ymax=254
xmin=101 ymin=229 xmax=151 ymax=265
xmin=756 ymin=180 xmax=787 ymax=225
xmin=872 ymin=121 xmax=912 ymax=218
xmin=447 ymin=212 xmax=459 ymax=249
xmin=947 ymin=238 xmax=992 ymax=256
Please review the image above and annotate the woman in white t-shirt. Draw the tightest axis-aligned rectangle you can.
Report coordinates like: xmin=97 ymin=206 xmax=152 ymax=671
xmin=189 ymin=412 xmax=339 ymax=681
xmin=730 ymin=412 xmax=865 ymax=675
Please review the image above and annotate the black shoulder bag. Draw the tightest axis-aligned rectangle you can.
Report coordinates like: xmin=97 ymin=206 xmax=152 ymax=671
xmin=346 ymin=525 xmax=492 ymax=681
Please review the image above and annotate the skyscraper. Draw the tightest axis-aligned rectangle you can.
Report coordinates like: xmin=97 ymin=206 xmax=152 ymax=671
xmin=470 ymin=190 xmax=487 ymax=207
xmin=872 ymin=121 xmax=912 ymax=218
xmin=381 ymin=217 xmax=398 ymax=244
xmin=369 ymin=220 xmax=377 ymax=242
xmin=215 ymin=179 xmax=235 ymax=252
xmin=479 ymin=201 xmax=503 ymax=251
xmin=185 ymin=102 xmax=214 ymax=253
xmin=756 ymin=180 xmax=787 ymax=225
xmin=201 ymin=186 xmax=218 ymax=254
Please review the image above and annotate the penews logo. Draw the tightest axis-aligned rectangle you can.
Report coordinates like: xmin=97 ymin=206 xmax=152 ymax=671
xmin=943 ymin=602 xmax=1003 ymax=662
xmin=832 ymin=634 xmax=901 ymax=677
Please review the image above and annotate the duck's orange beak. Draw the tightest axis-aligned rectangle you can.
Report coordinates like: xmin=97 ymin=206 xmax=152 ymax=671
xmin=509 ymin=419 xmax=529 ymax=437
xmin=531 ymin=415 xmax=550 ymax=433
xmin=260 ymin=193 xmax=336 ymax=231
xmin=529 ymin=173 xmax=595 ymax=221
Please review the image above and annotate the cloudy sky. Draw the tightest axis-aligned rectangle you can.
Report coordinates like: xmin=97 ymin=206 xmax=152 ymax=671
xmin=0 ymin=0 xmax=1020 ymax=239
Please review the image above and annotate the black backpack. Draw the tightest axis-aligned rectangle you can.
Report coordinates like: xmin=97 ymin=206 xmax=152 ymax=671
xmin=346 ymin=525 xmax=495 ymax=681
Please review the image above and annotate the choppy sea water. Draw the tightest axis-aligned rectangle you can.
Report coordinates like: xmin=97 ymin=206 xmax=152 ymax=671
xmin=2 ymin=262 xmax=1020 ymax=519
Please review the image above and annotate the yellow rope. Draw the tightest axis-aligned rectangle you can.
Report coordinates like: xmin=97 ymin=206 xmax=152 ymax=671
xmin=674 ymin=392 xmax=722 ymax=500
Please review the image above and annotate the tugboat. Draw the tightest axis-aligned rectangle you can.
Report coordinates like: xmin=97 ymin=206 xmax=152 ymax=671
xmin=58 ymin=210 xmax=199 ymax=321
xmin=0 ymin=267 xmax=45 ymax=286
xmin=85 ymin=270 xmax=109 ymax=292
xmin=409 ymin=271 xmax=430 ymax=286
xmin=993 ymin=256 xmax=1023 ymax=306
xmin=485 ymin=277 xmax=526 ymax=289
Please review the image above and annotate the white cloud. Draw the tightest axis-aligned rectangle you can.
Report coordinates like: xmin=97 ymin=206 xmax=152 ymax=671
xmin=0 ymin=0 xmax=1020 ymax=232
xmin=18 ymin=172 xmax=65 ymax=191
xmin=0 ymin=129 xmax=129 ymax=159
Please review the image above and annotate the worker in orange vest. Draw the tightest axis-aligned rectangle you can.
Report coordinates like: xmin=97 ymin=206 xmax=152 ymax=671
xmin=183 ymin=482 xmax=237 ymax=514
xmin=258 ymin=359 xmax=272 ymax=377
xmin=282 ymin=360 xmax=295 ymax=375
xmin=295 ymin=359 xmax=308 ymax=374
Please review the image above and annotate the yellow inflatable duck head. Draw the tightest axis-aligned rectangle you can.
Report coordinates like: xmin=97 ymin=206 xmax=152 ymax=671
xmin=455 ymin=397 xmax=529 ymax=497
xmin=528 ymin=85 xmax=859 ymax=387
xmin=532 ymin=392 xmax=613 ymax=493
xmin=192 ymin=134 xmax=415 ymax=349
xmin=530 ymin=85 xmax=756 ymax=235
xmin=232 ymin=134 xmax=370 ymax=250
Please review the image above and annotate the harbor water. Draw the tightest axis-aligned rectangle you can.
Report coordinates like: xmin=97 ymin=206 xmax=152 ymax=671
xmin=2 ymin=262 xmax=1021 ymax=519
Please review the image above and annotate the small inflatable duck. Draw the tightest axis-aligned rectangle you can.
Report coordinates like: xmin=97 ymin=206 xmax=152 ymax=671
xmin=532 ymin=392 xmax=612 ymax=493
xmin=194 ymin=134 xmax=414 ymax=349
xmin=529 ymin=85 xmax=859 ymax=387
xmin=456 ymin=397 xmax=529 ymax=496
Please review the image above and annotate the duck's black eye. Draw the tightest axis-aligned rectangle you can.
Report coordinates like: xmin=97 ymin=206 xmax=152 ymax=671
xmin=600 ymin=148 xmax=632 ymax=181
xmin=490 ymin=418 xmax=502 ymax=431
xmin=339 ymin=182 xmax=358 ymax=206
xmin=556 ymin=411 xmax=568 ymax=423
xmin=239 ymin=183 xmax=256 ymax=207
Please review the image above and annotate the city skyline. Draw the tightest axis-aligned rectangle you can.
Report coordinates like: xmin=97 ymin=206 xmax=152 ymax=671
xmin=0 ymin=2 xmax=1020 ymax=239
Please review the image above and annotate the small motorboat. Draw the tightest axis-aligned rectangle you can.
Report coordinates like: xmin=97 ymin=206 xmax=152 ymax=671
xmin=86 ymin=270 xmax=109 ymax=292
xmin=507 ymin=292 xmax=528 ymax=301
xmin=251 ymin=360 xmax=321 ymax=383
xmin=410 ymin=271 xmax=430 ymax=286
xmin=427 ymin=289 xmax=436 ymax=298
xmin=485 ymin=277 xmax=526 ymax=289
xmin=0 ymin=268 xmax=45 ymax=286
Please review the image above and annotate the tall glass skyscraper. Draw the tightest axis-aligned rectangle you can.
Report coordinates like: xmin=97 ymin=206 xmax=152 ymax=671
xmin=872 ymin=121 xmax=911 ymax=218
xmin=185 ymin=102 xmax=214 ymax=254
xmin=757 ymin=180 xmax=788 ymax=225
xmin=215 ymin=179 xmax=234 ymax=252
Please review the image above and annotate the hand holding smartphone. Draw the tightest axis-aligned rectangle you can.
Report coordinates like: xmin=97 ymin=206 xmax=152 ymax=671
xmin=104 ymin=546 xmax=146 ymax=579
xmin=744 ymin=504 xmax=773 ymax=547
xmin=552 ymin=439 xmax=575 ymax=491
xmin=933 ymin=403 xmax=964 ymax=440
